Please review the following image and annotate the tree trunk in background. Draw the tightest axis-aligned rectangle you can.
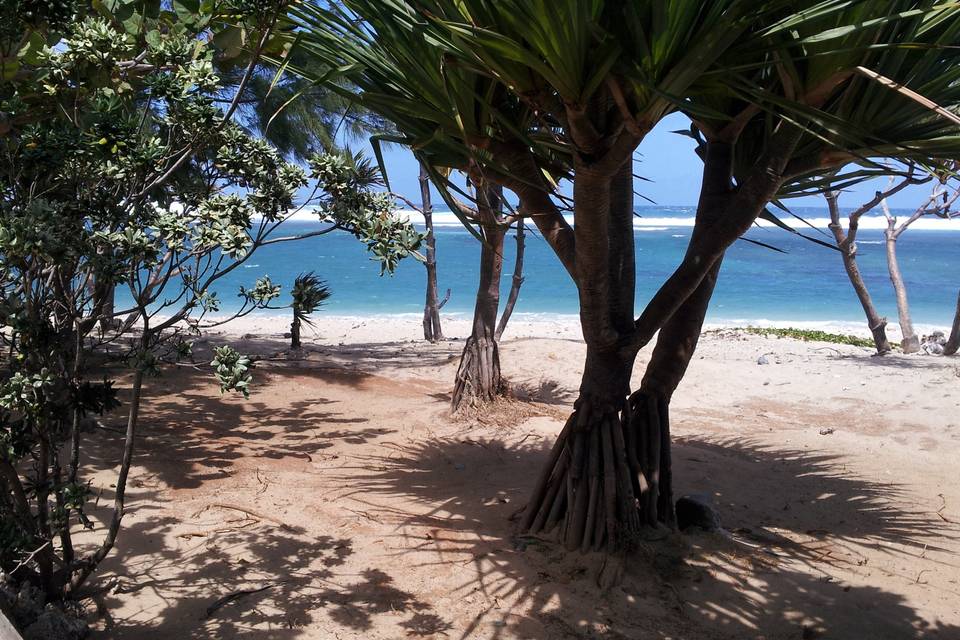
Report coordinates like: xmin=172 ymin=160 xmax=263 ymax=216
xmin=826 ymin=192 xmax=891 ymax=354
xmin=420 ymin=162 xmax=445 ymax=343
xmin=945 ymin=290 xmax=960 ymax=356
xmin=839 ymin=250 xmax=892 ymax=353
xmin=451 ymin=185 xmax=506 ymax=411
xmin=495 ymin=218 xmax=525 ymax=342
xmin=98 ymin=283 xmax=115 ymax=333
xmin=291 ymin=312 xmax=302 ymax=349
xmin=884 ymin=224 xmax=920 ymax=353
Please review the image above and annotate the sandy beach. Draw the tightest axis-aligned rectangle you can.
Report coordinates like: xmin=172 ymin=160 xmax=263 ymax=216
xmin=71 ymin=315 xmax=960 ymax=639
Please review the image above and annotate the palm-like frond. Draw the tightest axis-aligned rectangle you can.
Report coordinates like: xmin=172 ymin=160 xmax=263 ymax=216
xmin=291 ymin=272 xmax=331 ymax=324
xmin=284 ymin=0 xmax=960 ymax=234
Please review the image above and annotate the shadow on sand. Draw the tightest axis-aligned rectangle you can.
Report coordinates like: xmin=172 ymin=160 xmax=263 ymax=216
xmin=331 ymin=433 xmax=960 ymax=639
xmin=79 ymin=358 xmax=960 ymax=639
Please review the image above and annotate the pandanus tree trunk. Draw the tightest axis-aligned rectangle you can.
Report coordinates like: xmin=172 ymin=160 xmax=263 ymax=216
xmin=451 ymin=185 xmax=507 ymax=411
xmin=495 ymin=218 xmax=525 ymax=341
xmin=420 ymin=161 xmax=445 ymax=343
xmin=945 ymin=290 xmax=960 ymax=356
xmin=629 ymin=258 xmax=722 ymax=529
xmin=520 ymin=136 xmax=792 ymax=555
xmin=884 ymin=222 xmax=920 ymax=353
xmin=825 ymin=192 xmax=892 ymax=354
xmin=290 ymin=312 xmax=302 ymax=349
xmin=522 ymin=156 xmax=644 ymax=551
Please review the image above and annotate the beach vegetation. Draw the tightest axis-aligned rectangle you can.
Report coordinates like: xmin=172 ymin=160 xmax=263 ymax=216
xmin=290 ymin=271 xmax=331 ymax=349
xmin=0 ymin=0 xmax=420 ymax=607
xmin=282 ymin=2 xmax=559 ymax=410
xmin=736 ymin=328 xmax=877 ymax=349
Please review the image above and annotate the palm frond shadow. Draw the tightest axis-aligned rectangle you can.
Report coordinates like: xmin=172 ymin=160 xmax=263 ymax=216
xmin=79 ymin=367 xmax=450 ymax=638
xmin=332 ymin=433 xmax=960 ymax=639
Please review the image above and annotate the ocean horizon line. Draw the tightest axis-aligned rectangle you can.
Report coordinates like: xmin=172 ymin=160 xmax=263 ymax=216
xmin=261 ymin=208 xmax=960 ymax=231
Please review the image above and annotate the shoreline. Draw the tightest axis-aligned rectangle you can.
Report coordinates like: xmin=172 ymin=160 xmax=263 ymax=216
xmin=198 ymin=311 xmax=949 ymax=344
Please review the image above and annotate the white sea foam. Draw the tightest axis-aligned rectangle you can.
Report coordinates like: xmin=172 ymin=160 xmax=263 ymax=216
xmin=263 ymin=207 xmax=960 ymax=231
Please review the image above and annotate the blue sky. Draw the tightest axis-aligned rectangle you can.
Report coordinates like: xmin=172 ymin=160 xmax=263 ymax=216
xmin=376 ymin=112 xmax=934 ymax=212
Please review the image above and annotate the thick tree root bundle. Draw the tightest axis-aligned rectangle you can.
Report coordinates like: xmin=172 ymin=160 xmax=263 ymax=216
xmin=451 ymin=335 xmax=504 ymax=411
xmin=521 ymin=390 xmax=675 ymax=551
xmin=628 ymin=390 xmax=675 ymax=530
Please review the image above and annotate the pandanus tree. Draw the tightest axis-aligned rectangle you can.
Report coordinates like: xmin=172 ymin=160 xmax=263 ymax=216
xmin=285 ymin=1 xmax=569 ymax=410
xmin=289 ymin=0 xmax=960 ymax=556
xmin=290 ymin=272 xmax=331 ymax=349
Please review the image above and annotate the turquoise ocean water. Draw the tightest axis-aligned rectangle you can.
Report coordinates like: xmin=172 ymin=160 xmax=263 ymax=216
xmin=121 ymin=206 xmax=960 ymax=328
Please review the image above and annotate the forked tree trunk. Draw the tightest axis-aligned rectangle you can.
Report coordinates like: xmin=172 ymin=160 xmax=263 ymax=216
xmin=420 ymin=162 xmax=445 ymax=343
xmin=451 ymin=186 xmax=506 ymax=411
xmin=884 ymin=224 xmax=920 ymax=353
xmin=945 ymin=290 xmax=960 ymax=356
xmin=520 ymin=138 xmax=766 ymax=555
xmin=826 ymin=192 xmax=891 ymax=354
xmin=495 ymin=218 xmax=525 ymax=342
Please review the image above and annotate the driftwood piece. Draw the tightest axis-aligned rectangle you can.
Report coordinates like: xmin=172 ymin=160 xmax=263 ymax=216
xmin=193 ymin=503 xmax=294 ymax=532
xmin=204 ymin=582 xmax=286 ymax=618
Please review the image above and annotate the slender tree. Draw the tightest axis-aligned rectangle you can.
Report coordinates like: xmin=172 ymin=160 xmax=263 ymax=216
xmin=420 ymin=160 xmax=446 ymax=342
xmin=496 ymin=218 xmax=525 ymax=342
xmin=880 ymin=180 xmax=960 ymax=352
xmin=945 ymin=291 xmax=960 ymax=356
xmin=823 ymin=176 xmax=926 ymax=354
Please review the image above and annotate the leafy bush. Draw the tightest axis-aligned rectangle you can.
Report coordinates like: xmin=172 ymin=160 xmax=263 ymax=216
xmin=738 ymin=327 xmax=877 ymax=348
xmin=0 ymin=0 xmax=420 ymax=601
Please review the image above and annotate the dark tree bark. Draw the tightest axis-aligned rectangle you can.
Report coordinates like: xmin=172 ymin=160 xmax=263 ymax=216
xmin=945 ymin=290 xmax=960 ymax=356
xmin=495 ymin=218 xmax=525 ymax=342
xmin=420 ymin=161 xmax=445 ymax=343
xmin=451 ymin=185 xmax=507 ymax=411
xmin=290 ymin=312 xmax=302 ymax=349
xmin=520 ymin=128 xmax=798 ymax=554
xmin=632 ymin=260 xmax=721 ymax=530
xmin=522 ymin=153 xmax=643 ymax=551
xmin=624 ymin=141 xmax=730 ymax=530
xmin=825 ymin=191 xmax=892 ymax=354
